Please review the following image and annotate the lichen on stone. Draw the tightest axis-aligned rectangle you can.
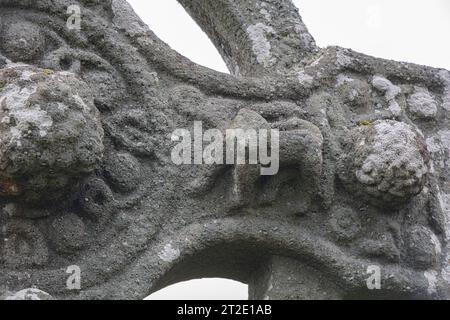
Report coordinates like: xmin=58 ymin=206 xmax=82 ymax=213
xmin=246 ymin=23 xmax=276 ymax=67
xmin=3 ymin=288 xmax=53 ymax=300
xmin=340 ymin=120 xmax=430 ymax=207
xmin=372 ymin=75 xmax=402 ymax=116
xmin=0 ymin=64 xmax=104 ymax=202
xmin=407 ymin=86 xmax=438 ymax=119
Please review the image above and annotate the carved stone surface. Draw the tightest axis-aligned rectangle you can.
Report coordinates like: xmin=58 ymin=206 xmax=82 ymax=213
xmin=0 ymin=0 xmax=449 ymax=300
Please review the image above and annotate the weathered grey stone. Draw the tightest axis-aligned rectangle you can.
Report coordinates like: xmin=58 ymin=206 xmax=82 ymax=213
xmin=49 ymin=213 xmax=87 ymax=254
xmin=249 ymin=256 xmax=344 ymax=300
xmin=0 ymin=64 xmax=104 ymax=202
xmin=329 ymin=205 xmax=361 ymax=242
xmin=103 ymin=152 xmax=141 ymax=193
xmin=0 ymin=220 xmax=48 ymax=267
xmin=0 ymin=22 xmax=46 ymax=62
xmin=404 ymin=226 xmax=441 ymax=270
xmin=340 ymin=120 xmax=430 ymax=207
xmin=371 ymin=75 xmax=402 ymax=116
xmin=228 ymin=109 xmax=270 ymax=207
xmin=0 ymin=0 xmax=448 ymax=300
xmin=336 ymin=75 xmax=371 ymax=109
xmin=358 ymin=232 xmax=400 ymax=263
xmin=407 ymin=87 xmax=438 ymax=119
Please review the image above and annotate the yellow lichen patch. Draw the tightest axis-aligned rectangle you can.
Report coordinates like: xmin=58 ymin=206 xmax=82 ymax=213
xmin=43 ymin=69 xmax=54 ymax=76
xmin=359 ymin=120 xmax=373 ymax=126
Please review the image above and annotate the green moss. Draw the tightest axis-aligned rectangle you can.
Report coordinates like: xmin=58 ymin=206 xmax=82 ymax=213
xmin=0 ymin=80 xmax=6 ymax=89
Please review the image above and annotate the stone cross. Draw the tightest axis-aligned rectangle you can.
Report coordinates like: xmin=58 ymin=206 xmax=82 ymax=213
xmin=0 ymin=0 xmax=449 ymax=300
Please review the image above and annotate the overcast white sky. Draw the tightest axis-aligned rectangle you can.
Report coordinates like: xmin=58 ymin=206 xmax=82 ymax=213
xmin=128 ymin=0 xmax=450 ymax=74
xmin=127 ymin=0 xmax=450 ymax=300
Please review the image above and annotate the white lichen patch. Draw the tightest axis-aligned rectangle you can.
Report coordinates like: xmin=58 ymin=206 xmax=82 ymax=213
xmin=349 ymin=120 xmax=429 ymax=205
xmin=5 ymin=288 xmax=53 ymax=300
xmin=426 ymin=136 xmax=442 ymax=153
xmin=158 ymin=243 xmax=180 ymax=262
xmin=407 ymin=87 xmax=437 ymax=119
xmin=0 ymin=64 xmax=104 ymax=199
xmin=372 ymin=75 xmax=402 ymax=116
xmin=297 ymin=71 xmax=314 ymax=87
xmin=246 ymin=23 xmax=275 ymax=67
xmin=424 ymin=270 xmax=438 ymax=295
xmin=430 ymin=231 xmax=442 ymax=256
xmin=19 ymin=69 xmax=37 ymax=82
xmin=0 ymin=82 xmax=53 ymax=147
